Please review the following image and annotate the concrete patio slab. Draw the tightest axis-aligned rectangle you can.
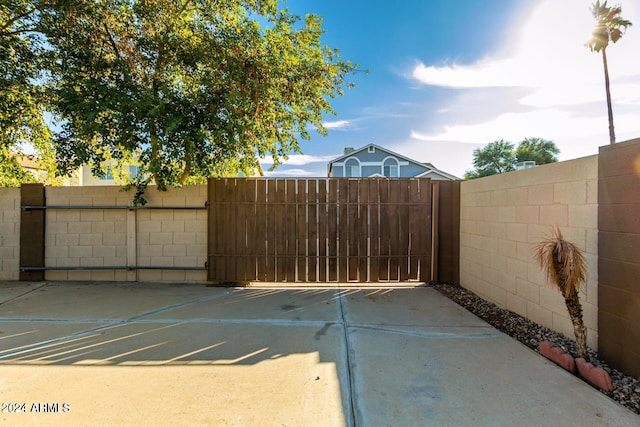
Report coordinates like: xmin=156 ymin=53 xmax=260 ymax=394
xmin=0 ymin=281 xmax=637 ymax=426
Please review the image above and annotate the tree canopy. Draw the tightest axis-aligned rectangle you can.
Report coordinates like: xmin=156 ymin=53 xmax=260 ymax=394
xmin=515 ymin=137 xmax=559 ymax=165
xmin=465 ymin=138 xmax=560 ymax=180
xmin=1 ymin=1 xmax=358 ymax=196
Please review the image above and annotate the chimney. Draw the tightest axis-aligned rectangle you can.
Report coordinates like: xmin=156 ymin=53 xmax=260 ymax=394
xmin=344 ymin=147 xmax=354 ymax=155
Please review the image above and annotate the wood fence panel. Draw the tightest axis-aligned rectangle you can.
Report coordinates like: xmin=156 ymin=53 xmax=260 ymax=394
xmin=208 ymin=178 xmax=432 ymax=283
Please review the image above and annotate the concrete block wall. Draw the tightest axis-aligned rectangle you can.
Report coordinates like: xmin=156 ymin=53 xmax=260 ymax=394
xmin=0 ymin=188 xmax=21 ymax=280
xmin=460 ymin=156 xmax=599 ymax=348
xmin=43 ymin=185 xmax=207 ymax=282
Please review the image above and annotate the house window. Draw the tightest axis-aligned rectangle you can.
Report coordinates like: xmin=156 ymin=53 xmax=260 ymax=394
xmin=344 ymin=158 xmax=360 ymax=177
xmin=368 ymin=146 xmax=375 ymax=153
xmin=383 ymin=158 xmax=399 ymax=177
xmin=99 ymin=169 xmax=114 ymax=180
xmin=128 ymin=165 xmax=140 ymax=178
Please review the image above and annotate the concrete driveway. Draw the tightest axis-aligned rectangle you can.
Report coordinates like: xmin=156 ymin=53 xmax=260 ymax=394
xmin=0 ymin=282 xmax=637 ymax=426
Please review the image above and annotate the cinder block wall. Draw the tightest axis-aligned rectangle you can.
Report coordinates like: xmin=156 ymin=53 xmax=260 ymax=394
xmin=598 ymin=138 xmax=640 ymax=377
xmin=44 ymin=185 xmax=207 ymax=282
xmin=0 ymin=188 xmax=21 ymax=280
xmin=460 ymin=156 xmax=599 ymax=348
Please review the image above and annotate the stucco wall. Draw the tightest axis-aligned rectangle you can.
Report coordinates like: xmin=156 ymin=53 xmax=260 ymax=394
xmin=0 ymin=188 xmax=21 ymax=280
xmin=43 ymin=185 xmax=207 ymax=282
xmin=460 ymin=156 xmax=599 ymax=348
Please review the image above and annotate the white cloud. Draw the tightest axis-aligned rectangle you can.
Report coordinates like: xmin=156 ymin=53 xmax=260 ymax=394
xmin=263 ymin=168 xmax=316 ymax=177
xmin=410 ymin=0 xmax=640 ymax=150
xmin=322 ymin=120 xmax=351 ymax=129
xmin=260 ymin=154 xmax=337 ymax=166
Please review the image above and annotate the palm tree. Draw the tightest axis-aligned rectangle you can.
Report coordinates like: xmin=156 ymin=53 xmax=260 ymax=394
xmin=534 ymin=227 xmax=588 ymax=358
xmin=585 ymin=1 xmax=632 ymax=145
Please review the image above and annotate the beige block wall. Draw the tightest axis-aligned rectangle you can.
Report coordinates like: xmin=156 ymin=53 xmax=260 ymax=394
xmin=460 ymin=156 xmax=599 ymax=348
xmin=0 ymin=188 xmax=21 ymax=280
xmin=44 ymin=185 xmax=208 ymax=282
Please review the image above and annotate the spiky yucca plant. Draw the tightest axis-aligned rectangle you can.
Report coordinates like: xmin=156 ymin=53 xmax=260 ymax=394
xmin=534 ymin=227 xmax=588 ymax=358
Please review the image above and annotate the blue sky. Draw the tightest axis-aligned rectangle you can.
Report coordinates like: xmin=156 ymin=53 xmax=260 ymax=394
xmin=262 ymin=0 xmax=640 ymax=178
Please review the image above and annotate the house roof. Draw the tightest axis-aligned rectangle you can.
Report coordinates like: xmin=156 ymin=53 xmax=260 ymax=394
xmin=16 ymin=155 xmax=45 ymax=170
xmin=327 ymin=144 xmax=460 ymax=180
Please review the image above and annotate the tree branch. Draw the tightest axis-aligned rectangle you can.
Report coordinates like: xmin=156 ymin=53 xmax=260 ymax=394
xmin=1 ymin=7 xmax=38 ymax=32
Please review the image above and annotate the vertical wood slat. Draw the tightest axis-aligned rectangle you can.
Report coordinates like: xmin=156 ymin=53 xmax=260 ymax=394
xmin=307 ymin=181 xmax=318 ymax=281
xmin=358 ymin=180 xmax=369 ymax=282
xmin=368 ymin=180 xmax=380 ymax=282
xmin=235 ymin=179 xmax=247 ymax=281
xmin=296 ymin=179 xmax=307 ymax=281
xmin=255 ymin=179 xmax=268 ymax=281
xmin=274 ymin=180 xmax=286 ymax=281
xmin=408 ymin=179 xmax=421 ymax=280
xmin=388 ymin=180 xmax=400 ymax=280
xmin=420 ymin=179 xmax=433 ymax=281
xmin=317 ymin=180 xmax=328 ymax=282
xmin=347 ymin=180 xmax=359 ymax=281
xmin=328 ymin=180 xmax=338 ymax=282
xmin=338 ymin=179 xmax=349 ymax=282
xmin=285 ymin=180 xmax=297 ymax=281
xmin=227 ymin=179 xmax=238 ymax=281
xmin=265 ymin=180 xmax=277 ymax=281
xmin=399 ymin=180 xmax=411 ymax=281
xmin=377 ymin=180 xmax=390 ymax=281
xmin=245 ymin=179 xmax=258 ymax=280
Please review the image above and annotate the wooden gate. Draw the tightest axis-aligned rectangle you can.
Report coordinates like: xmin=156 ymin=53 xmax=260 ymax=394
xmin=207 ymin=178 xmax=432 ymax=283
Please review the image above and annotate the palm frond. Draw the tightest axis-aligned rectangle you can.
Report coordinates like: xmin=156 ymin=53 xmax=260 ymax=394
xmin=534 ymin=226 xmax=587 ymax=298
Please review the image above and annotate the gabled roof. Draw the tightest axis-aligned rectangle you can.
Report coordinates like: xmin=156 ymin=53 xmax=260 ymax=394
xmin=416 ymin=168 xmax=460 ymax=180
xmin=329 ymin=144 xmax=428 ymax=167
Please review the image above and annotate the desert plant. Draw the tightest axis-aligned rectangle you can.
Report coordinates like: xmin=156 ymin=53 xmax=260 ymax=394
xmin=534 ymin=227 xmax=588 ymax=358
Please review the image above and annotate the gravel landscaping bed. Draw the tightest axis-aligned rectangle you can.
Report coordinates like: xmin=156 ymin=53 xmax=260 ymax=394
xmin=430 ymin=282 xmax=640 ymax=415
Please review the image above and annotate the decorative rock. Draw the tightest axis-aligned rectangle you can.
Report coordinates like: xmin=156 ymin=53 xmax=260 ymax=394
xmin=576 ymin=358 xmax=614 ymax=392
xmin=539 ymin=341 xmax=576 ymax=373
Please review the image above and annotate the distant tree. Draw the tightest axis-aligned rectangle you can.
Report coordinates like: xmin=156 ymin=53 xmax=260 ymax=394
xmin=585 ymin=0 xmax=632 ymax=145
xmin=464 ymin=140 xmax=516 ymax=179
xmin=516 ymin=137 xmax=559 ymax=165
xmin=37 ymin=0 xmax=357 ymax=202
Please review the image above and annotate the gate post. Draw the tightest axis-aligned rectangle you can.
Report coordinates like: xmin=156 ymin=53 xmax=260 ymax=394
xmin=433 ymin=181 xmax=460 ymax=285
xmin=20 ymin=183 xmax=46 ymax=281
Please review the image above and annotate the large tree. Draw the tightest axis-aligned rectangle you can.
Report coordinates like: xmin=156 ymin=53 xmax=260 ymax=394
xmin=585 ymin=0 xmax=632 ymax=145
xmin=515 ymin=137 xmax=559 ymax=165
xmin=40 ymin=0 xmax=356 ymax=200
